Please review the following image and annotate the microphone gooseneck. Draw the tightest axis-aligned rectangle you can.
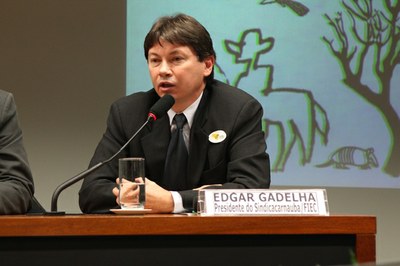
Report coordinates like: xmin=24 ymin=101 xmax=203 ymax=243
xmin=49 ymin=94 xmax=175 ymax=214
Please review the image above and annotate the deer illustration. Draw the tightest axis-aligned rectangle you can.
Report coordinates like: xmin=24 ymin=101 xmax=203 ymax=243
xmin=216 ymin=28 xmax=329 ymax=171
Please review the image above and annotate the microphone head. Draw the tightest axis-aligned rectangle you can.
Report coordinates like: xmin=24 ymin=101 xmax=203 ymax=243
xmin=148 ymin=94 xmax=175 ymax=121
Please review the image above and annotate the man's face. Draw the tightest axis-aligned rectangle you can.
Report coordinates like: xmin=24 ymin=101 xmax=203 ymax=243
xmin=147 ymin=40 xmax=214 ymax=113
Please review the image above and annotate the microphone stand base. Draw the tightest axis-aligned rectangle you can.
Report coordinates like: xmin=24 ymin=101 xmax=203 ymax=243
xmin=43 ymin=211 xmax=66 ymax=216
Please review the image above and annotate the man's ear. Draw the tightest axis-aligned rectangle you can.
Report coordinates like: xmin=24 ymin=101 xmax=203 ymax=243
xmin=203 ymin=56 xmax=215 ymax=77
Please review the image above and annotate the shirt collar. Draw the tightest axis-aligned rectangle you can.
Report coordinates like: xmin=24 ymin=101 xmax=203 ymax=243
xmin=167 ymin=91 xmax=203 ymax=128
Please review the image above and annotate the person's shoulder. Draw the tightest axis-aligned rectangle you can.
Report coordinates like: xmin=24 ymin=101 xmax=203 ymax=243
xmin=112 ymin=89 xmax=158 ymax=107
xmin=109 ymin=89 xmax=159 ymax=116
xmin=0 ymin=89 xmax=12 ymax=105
xmin=0 ymin=90 xmax=15 ymax=120
xmin=0 ymin=89 xmax=9 ymax=96
xmin=210 ymin=80 xmax=256 ymax=101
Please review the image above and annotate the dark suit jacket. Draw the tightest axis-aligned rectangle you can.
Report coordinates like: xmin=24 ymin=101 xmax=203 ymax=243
xmin=0 ymin=90 xmax=34 ymax=214
xmin=79 ymin=80 xmax=270 ymax=213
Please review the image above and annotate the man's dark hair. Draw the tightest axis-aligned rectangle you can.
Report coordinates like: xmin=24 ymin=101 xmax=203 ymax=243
xmin=144 ymin=13 xmax=216 ymax=82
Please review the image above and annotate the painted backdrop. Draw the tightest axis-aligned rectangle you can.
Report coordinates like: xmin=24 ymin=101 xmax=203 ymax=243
xmin=126 ymin=0 xmax=400 ymax=189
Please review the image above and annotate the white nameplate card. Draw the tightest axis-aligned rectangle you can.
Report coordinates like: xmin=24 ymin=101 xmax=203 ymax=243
xmin=197 ymin=189 xmax=329 ymax=216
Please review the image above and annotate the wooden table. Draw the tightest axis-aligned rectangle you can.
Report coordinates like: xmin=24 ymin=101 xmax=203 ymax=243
xmin=0 ymin=214 xmax=376 ymax=266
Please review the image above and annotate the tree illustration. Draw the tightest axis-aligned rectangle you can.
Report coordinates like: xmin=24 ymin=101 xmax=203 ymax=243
xmin=323 ymin=0 xmax=400 ymax=177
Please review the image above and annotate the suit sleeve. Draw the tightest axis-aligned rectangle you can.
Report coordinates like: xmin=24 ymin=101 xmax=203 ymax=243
xmin=79 ymin=92 xmax=155 ymax=213
xmin=0 ymin=92 xmax=34 ymax=214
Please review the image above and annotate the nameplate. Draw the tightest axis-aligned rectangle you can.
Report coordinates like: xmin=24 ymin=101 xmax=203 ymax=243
xmin=197 ymin=189 xmax=329 ymax=216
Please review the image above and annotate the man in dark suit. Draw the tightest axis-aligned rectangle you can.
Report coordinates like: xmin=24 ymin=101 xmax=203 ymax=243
xmin=79 ymin=13 xmax=270 ymax=214
xmin=0 ymin=90 xmax=34 ymax=214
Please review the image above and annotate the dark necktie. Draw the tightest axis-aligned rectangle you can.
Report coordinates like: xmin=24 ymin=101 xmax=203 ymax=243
xmin=163 ymin=113 xmax=188 ymax=190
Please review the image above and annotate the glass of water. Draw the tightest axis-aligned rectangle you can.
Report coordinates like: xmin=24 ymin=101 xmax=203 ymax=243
xmin=118 ymin=157 xmax=145 ymax=209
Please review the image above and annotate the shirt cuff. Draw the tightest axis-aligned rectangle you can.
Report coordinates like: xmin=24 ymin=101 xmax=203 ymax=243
xmin=171 ymin=191 xmax=186 ymax=213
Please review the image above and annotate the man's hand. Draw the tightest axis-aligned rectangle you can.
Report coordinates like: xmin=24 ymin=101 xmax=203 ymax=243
xmin=144 ymin=179 xmax=174 ymax=213
xmin=112 ymin=178 xmax=174 ymax=213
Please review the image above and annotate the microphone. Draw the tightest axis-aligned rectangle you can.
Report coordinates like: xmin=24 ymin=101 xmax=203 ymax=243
xmin=48 ymin=94 xmax=175 ymax=215
xmin=148 ymin=94 xmax=175 ymax=122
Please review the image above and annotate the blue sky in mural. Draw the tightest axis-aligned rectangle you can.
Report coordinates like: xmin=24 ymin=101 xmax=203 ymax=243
xmin=126 ymin=0 xmax=400 ymax=189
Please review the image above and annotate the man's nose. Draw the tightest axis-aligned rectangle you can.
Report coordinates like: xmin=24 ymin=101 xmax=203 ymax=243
xmin=159 ymin=61 xmax=172 ymax=75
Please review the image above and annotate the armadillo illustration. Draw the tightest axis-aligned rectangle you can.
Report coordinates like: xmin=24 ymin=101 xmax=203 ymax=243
xmin=316 ymin=146 xmax=378 ymax=169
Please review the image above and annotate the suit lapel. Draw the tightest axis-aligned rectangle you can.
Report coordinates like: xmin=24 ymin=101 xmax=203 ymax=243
xmin=187 ymin=88 xmax=211 ymax=188
xmin=187 ymin=128 xmax=209 ymax=188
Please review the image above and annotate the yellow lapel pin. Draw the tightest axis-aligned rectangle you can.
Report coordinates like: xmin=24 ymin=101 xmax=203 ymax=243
xmin=208 ymin=130 xmax=227 ymax=143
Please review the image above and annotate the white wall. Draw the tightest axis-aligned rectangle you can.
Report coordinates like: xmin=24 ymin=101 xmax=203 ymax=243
xmin=0 ymin=1 xmax=399 ymax=264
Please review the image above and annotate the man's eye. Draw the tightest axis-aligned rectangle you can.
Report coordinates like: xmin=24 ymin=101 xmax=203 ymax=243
xmin=149 ymin=58 xmax=160 ymax=65
xmin=172 ymin=57 xmax=184 ymax=63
